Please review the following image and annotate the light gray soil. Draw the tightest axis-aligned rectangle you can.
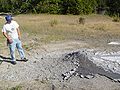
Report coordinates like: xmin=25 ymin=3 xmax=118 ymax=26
xmin=0 ymin=40 xmax=120 ymax=90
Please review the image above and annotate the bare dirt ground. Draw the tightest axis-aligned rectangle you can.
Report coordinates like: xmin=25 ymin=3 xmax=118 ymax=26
xmin=0 ymin=14 xmax=120 ymax=90
xmin=0 ymin=40 xmax=120 ymax=90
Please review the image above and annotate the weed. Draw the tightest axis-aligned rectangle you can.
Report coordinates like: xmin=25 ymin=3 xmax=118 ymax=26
xmin=112 ymin=14 xmax=120 ymax=22
xmin=79 ymin=17 xmax=85 ymax=25
xmin=23 ymin=45 xmax=30 ymax=51
xmin=8 ymin=86 xmax=22 ymax=90
xmin=50 ymin=19 xmax=58 ymax=27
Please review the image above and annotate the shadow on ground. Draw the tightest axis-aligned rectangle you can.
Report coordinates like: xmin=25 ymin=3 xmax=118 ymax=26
xmin=0 ymin=55 xmax=27 ymax=65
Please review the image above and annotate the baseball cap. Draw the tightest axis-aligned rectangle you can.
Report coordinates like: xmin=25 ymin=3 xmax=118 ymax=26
xmin=5 ymin=15 xmax=12 ymax=22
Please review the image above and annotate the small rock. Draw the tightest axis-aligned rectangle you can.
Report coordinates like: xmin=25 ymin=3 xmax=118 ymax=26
xmin=85 ymin=75 xmax=94 ymax=79
xmin=33 ymin=61 xmax=37 ymax=63
xmin=80 ymin=75 xmax=84 ymax=78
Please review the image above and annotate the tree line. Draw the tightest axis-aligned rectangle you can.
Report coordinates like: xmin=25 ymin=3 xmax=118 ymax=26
xmin=0 ymin=0 xmax=119 ymax=16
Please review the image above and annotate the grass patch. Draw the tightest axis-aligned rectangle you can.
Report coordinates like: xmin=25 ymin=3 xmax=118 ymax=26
xmin=23 ymin=42 xmax=40 ymax=51
xmin=112 ymin=15 xmax=120 ymax=22
xmin=23 ymin=44 xmax=30 ymax=51
xmin=40 ymin=35 xmax=65 ymax=43
xmin=7 ymin=85 xmax=22 ymax=90
xmin=49 ymin=19 xmax=58 ymax=27
xmin=0 ymin=17 xmax=6 ymax=43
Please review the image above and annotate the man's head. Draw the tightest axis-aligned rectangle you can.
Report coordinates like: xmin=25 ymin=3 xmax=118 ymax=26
xmin=5 ymin=15 xmax=12 ymax=22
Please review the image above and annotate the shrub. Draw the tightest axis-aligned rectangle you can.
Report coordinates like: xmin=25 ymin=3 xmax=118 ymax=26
xmin=112 ymin=14 xmax=120 ymax=22
xmin=79 ymin=17 xmax=85 ymax=25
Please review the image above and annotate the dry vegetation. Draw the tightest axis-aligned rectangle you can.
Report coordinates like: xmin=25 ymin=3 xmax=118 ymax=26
xmin=0 ymin=14 xmax=120 ymax=51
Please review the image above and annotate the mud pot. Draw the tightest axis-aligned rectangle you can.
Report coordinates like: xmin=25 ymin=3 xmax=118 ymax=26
xmin=62 ymin=50 xmax=120 ymax=82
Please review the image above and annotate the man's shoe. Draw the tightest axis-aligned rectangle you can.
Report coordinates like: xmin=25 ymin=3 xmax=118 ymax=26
xmin=21 ymin=58 xmax=28 ymax=62
xmin=11 ymin=61 xmax=17 ymax=65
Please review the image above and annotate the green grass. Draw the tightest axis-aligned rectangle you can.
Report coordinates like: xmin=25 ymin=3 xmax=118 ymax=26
xmin=7 ymin=85 xmax=22 ymax=90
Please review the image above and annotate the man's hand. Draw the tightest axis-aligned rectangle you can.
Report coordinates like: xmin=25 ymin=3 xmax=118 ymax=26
xmin=7 ymin=38 xmax=13 ymax=44
xmin=3 ymin=32 xmax=13 ymax=44
xmin=18 ymin=37 xmax=21 ymax=40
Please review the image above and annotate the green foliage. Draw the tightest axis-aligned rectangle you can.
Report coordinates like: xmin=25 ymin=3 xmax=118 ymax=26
xmin=107 ymin=0 xmax=120 ymax=16
xmin=0 ymin=0 xmax=98 ymax=15
xmin=0 ymin=0 xmax=119 ymax=16
xmin=79 ymin=0 xmax=97 ymax=14
xmin=35 ymin=0 xmax=60 ymax=14
xmin=0 ymin=0 xmax=12 ymax=12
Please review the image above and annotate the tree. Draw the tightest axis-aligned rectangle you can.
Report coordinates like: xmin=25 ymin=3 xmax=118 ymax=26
xmin=35 ymin=0 xmax=60 ymax=14
xmin=0 ymin=0 xmax=119 ymax=16
xmin=107 ymin=0 xmax=120 ymax=15
xmin=60 ymin=0 xmax=97 ymax=15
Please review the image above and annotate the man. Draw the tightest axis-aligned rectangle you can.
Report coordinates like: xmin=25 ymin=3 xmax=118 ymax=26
xmin=2 ymin=15 xmax=28 ymax=65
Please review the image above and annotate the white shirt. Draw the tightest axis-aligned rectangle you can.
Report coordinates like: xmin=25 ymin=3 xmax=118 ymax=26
xmin=2 ymin=20 xmax=19 ymax=39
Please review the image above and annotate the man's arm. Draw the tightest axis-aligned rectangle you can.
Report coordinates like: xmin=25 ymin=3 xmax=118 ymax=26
xmin=3 ymin=32 xmax=9 ymax=40
xmin=3 ymin=32 xmax=13 ymax=44
xmin=17 ymin=28 xmax=21 ymax=40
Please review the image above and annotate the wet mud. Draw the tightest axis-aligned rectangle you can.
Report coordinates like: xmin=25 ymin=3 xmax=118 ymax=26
xmin=62 ymin=51 xmax=120 ymax=82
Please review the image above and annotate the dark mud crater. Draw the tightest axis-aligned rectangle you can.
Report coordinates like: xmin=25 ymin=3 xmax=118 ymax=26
xmin=62 ymin=51 xmax=120 ymax=82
